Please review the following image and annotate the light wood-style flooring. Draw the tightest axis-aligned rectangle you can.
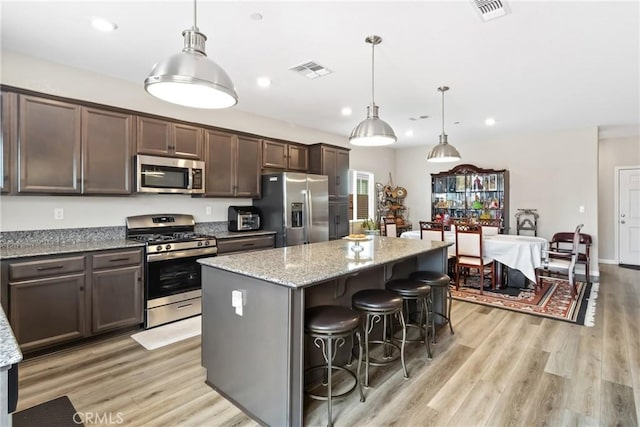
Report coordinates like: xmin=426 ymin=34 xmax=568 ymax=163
xmin=16 ymin=264 xmax=639 ymax=426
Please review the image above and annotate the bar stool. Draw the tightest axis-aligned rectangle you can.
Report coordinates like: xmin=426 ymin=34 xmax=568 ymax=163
xmin=351 ymin=289 xmax=408 ymax=387
xmin=409 ymin=271 xmax=453 ymax=343
xmin=304 ymin=305 xmax=365 ymax=427
xmin=385 ymin=278 xmax=432 ymax=359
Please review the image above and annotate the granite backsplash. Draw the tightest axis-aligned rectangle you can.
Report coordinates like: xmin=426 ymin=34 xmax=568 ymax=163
xmin=0 ymin=221 xmax=228 ymax=248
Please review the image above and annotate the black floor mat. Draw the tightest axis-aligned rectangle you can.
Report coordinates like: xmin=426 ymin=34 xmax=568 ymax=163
xmin=12 ymin=396 xmax=82 ymax=427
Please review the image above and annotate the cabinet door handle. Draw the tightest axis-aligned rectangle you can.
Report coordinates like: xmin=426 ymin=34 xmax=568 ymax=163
xmin=336 ymin=215 xmax=340 ymax=225
xmin=242 ymin=243 xmax=256 ymax=247
xmin=336 ymin=176 xmax=340 ymax=185
xmin=37 ymin=265 xmax=64 ymax=271
xmin=109 ymin=257 xmax=130 ymax=262
xmin=79 ymin=286 xmax=85 ymax=291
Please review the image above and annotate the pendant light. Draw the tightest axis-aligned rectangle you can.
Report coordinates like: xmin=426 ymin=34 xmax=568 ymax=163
xmin=144 ymin=0 xmax=238 ymax=109
xmin=426 ymin=86 xmax=461 ymax=162
xmin=349 ymin=35 xmax=397 ymax=146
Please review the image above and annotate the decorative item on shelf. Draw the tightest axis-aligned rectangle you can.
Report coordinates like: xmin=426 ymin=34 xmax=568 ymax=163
xmin=426 ymin=86 xmax=461 ymax=163
xmin=144 ymin=0 xmax=238 ymax=109
xmin=349 ymin=35 xmax=397 ymax=146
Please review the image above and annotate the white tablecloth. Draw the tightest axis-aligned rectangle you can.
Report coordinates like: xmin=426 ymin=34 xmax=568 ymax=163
xmin=400 ymin=230 xmax=548 ymax=283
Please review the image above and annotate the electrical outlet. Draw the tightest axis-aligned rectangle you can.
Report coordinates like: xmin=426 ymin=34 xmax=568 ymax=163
xmin=206 ymin=206 xmax=212 ymax=216
xmin=54 ymin=208 xmax=64 ymax=220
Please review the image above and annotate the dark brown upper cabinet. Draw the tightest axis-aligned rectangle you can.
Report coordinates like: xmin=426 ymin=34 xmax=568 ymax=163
xmin=203 ymin=130 xmax=262 ymax=198
xmin=1 ymin=91 xmax=17 ymax=194
xmin=262 ymin=139 xmax=308 ymax=171
xmin=137 ymin=116 xmax=203 ymax=160
xmin=308 ymin=144 xmax=350 ymax=201
xmin=18 ymin=95 xmax=82 ymax=193
xmin=82 ymin=108 xmax=134 ymax=195
xmin=15 ymin=94 xmax=134 ymax=195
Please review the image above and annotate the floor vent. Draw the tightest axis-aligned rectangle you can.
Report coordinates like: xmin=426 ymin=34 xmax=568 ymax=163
xmin=289 ymin=61 xmax=332 ymax=79
xmin=472 ymin=0 xmax=509 ymax=21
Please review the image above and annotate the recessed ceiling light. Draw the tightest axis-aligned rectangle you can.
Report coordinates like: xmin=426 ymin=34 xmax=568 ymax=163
xmin=405 ymin=130 xmax=414 ymax=137
xmin=341 ymin=107 xmax=352 ymax=116
xmin=91 ymin=17 xmax=118 ymax=32
xmin=485 ymin=118 xmax=496 ymax=126
xmin=257 ymin=77 xmax=271 ymax=88
xmin=250 ymin=12 xmax=263 ymax=21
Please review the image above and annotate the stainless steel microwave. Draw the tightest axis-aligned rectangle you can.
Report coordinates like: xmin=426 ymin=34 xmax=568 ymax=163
xmin=136 ymin=155 xmax=205 ymax=194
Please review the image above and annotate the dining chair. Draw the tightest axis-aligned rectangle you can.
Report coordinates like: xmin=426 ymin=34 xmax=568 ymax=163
xmin=383 ymin=218 xmax=397 ymax=237
xmin=419 ymin=221 xmax=445 ymax=241
xmin=478 ymin=218 xmax=501 ymax=236
xmin=454 ymin=223 xmax=495 ymax=293
xmin=537 ymin=224 xmax=583 ymax=298
xmin=547 ymin=230 xmax=592 ymax=283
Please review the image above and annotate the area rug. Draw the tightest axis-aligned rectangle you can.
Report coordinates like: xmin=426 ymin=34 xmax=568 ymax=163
xmin=12 ymin=395 xmax=82 ymax=427
xmin=450 ymin=277 xmax=599 ymax=326
xmin=131 ymin=315 xmax=201 ymax=350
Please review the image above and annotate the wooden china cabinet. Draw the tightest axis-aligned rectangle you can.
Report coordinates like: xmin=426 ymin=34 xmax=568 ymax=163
xmin=431 ymin=163 xmax=510 ymax=232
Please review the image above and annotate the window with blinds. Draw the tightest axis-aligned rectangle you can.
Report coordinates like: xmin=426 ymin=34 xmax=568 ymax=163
xmin=353 ymin=172 xmax=370 ymax=220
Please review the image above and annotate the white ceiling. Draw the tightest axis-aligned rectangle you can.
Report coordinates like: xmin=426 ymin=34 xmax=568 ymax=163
xmin=1 ymin=1 xmax=639 ymax=148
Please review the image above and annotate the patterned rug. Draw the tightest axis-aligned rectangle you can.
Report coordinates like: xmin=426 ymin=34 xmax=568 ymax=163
xmin=450 ymin=276 xmax=599 ymax=326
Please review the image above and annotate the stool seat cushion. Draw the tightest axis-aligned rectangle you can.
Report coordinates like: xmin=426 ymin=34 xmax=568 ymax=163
xmin=305 ymin=305 xmax=361 ymax=335
xmin=352 ymin=289 xmax=402 ymax=312
xmin=409 ymin=271 xmax=450 ymax=287
xmin=385 ymin=278 xmax=431 ymax=297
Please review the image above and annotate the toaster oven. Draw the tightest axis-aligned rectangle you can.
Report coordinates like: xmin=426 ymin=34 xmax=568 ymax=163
xmin=228 ymin=206 xmax=262 ymax=232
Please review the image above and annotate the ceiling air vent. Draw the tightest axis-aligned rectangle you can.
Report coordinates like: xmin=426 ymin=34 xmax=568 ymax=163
xmin=471 ymin=0 xmax=509 ymax=22
xmin=289 ymin=61 xmax=332 ymax=79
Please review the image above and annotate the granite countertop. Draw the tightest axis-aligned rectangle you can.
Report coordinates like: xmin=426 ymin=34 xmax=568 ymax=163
xmin=0 ymin=240 xmax=146 ymax=260
xmin=0 ymin=306 xmax=22 ymax=368
xmin=214 ymin=230 xmax=277 ymax=239
xmin=199 ymin=236 xmax=450 ymax=288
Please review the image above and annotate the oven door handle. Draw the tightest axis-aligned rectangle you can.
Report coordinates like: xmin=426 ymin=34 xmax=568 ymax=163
xmin=147 ymin=248 xmax=218 ymax=262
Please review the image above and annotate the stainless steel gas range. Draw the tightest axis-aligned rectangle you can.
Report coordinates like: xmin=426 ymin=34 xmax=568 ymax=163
xmin=126 ymin=214 xmax=217 ymax=328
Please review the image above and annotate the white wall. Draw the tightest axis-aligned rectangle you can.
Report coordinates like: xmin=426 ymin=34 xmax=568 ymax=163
xmin=349 ymin=146 xmax=396 ymax=189
xmin=598 ymin=134 xmax=640 ymax=262
xmin=394 ymin=127 xmax=600 ymax=274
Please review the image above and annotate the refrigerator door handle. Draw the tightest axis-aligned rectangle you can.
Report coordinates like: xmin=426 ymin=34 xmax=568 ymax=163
xmin=307 ymin=189 xmax=313 ymax=241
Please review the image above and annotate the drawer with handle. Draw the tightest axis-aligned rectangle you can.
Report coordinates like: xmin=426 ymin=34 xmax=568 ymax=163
xmin=9 ymin=255 xmax=86 ymax=281
xmin=217 ymin=235 xmax=275 ymax=255
xmin=92 ymin=249 xmax=143 ymax=269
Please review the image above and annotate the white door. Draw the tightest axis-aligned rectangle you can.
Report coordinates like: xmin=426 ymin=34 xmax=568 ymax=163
xmin=619 ymin=168 xmax=640 ymax=266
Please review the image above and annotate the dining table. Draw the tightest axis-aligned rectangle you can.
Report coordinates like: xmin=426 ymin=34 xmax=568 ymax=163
xmin=400 ymin=230 xmax=548 ymax=284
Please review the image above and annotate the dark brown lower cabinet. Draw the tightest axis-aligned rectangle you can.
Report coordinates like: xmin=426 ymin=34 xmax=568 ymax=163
xmin=91 ymin=249 xmax=143 ymax=334
xmin=9 ymin=272 xmax=87 ymax=353
xmin=5 ymin=248 xmax=144 ymax=353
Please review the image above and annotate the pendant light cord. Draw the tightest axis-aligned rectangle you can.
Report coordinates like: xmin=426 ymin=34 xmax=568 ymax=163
xmin=371 ymin=40 xmax=375 ymax=105
xmin=441 ymin=88 xmax=445 ymax=134
xmin=193 ymin=0 xmax=198 ymax=30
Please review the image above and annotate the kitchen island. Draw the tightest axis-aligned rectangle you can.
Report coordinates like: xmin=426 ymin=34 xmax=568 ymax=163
xmin=198 ymin=236 xmax=450 ymax=427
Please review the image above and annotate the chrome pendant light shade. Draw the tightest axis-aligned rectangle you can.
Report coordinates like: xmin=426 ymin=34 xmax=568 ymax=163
xmin=427 ymin=86 xmax=461 ymax=162
xmin=349 ymin=35 xmax=397 ymax=147
xmin=144 ymin=0 xmax=238 ymax=109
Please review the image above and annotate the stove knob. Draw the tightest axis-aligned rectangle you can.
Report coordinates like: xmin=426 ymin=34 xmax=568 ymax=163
xmin=165 ymin=244 xmax=172 ymax=251
xmin=204 ymin=240 xmax=210 ymax=246
xmin=197 ymin=241 xmax=203 ymax=247
xmin=156 ymin=245 xmax=163 ymax=252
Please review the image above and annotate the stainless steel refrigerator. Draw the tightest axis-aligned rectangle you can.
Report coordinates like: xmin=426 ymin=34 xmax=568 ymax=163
xmin=254 ymin=172 xmax=329 ymax=247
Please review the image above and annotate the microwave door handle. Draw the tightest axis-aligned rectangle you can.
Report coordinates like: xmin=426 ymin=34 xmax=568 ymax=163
xmin=188 ymin=169 xmax=194 ymax=190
